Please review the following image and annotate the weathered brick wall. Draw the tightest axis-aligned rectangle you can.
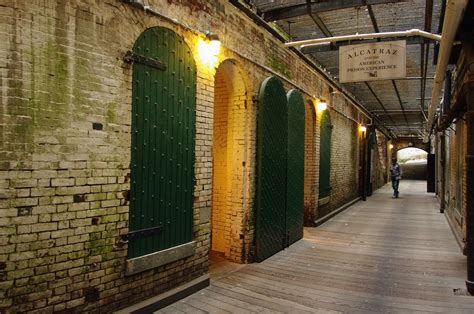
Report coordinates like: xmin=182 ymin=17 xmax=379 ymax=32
xmin=0 ymin=1 xmax=214 ymax=312
xmin=0 ymin=0 xmax=384 ymax=312
xmin=211 ymin=60 xmax=251 ymax=263
xmin=320 ymin=108 xmax=361 ymax=216
xmin=225 ymin=65 xmax=253 ymax=263
xmin=211 ymin=67 xmax=229 ymax=254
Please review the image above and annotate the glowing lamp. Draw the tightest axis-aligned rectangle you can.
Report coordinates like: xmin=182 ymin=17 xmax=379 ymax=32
xmin=316 ymin=99 xmax=327 ymax=113
xmin=359 ymin=125 xmax=367 ymax=133
xmin=198 ymin=32 xmax=220 ymax=67
xmin=389 ymin=144 xmax=394 ymax=149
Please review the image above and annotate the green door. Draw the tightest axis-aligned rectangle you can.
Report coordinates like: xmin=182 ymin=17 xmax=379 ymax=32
xmin=319 ymin=111 xmax=332 ymax=199
xmin=255 ymin=76 xmax=288 ymax=262
xmin=366 ymin=131 xmax=376 ymax=196
xmin=287 ymin=89 xmax=305 ymax=245
xmin=129 ymin=27 xmax=196 ymax=258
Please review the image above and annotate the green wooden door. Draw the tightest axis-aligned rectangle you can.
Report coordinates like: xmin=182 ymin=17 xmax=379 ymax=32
xmin=319 ymin=111 xmax=332 ymax=199
xmin=255 ymin=76 xmax=288 ymax=262
xmin=129 ymin=27 xmax=196 ymax=258
xmin=287 ymin=89 xmax=305 ymax=245
xmin=366 ymin=131 xmax=376 ymax=196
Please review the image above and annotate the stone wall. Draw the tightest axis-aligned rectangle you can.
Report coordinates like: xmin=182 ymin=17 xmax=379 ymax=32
xmin=0 ymin=0 xmax=384 ymax=312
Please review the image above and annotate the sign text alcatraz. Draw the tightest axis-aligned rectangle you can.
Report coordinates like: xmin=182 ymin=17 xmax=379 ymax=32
xmin=339 ymin=40 xmax=406 ymax=83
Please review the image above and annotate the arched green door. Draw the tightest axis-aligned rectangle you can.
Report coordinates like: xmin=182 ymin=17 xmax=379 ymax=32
xmin=319 ymin=111 xmax=332 ymax=199
xmin=287 ymin=89 xmax=305 ymax=245
xmin=255 ymin=76 xmax=288 ymax=262
xmin=129 ymin=27 xmax=196 ymax=258
xmin=366 ymin=131 xmax=376 ymax=196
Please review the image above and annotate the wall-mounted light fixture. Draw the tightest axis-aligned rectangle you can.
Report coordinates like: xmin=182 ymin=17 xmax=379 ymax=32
xmin=315 ymin=99 xmax=327 ymax=113
xmin=389 ymin=144 xmax=394 ymax=149
xmin=359 ymin=125 xmax=367 ymax=133
xmin=198 ymin=31 xmax=221 ymax=67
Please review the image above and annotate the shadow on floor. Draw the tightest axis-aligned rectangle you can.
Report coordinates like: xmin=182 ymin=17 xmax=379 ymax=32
xmin=208 ymin=250 xmax=245 ymax=282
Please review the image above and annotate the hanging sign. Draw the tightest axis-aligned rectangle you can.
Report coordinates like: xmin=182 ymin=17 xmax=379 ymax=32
xmin=339 ymin=40 xmax=406 ymax=83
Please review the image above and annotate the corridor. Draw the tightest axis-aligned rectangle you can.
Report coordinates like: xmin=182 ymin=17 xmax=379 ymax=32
xmin=159 ymin=181 xmax=474 ymax=313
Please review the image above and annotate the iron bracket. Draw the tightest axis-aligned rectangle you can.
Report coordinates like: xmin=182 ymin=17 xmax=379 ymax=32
xmin=123 ymin=50 xmax=167 ymax=71
xmin=120 ymin=225 xmax=163 ymax=242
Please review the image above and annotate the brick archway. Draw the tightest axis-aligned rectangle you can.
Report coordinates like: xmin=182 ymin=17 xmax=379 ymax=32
xmin=211 ymin=59 xmax=252 ymax=263
xmin=392 ymin=137 xmax=429 ymax=155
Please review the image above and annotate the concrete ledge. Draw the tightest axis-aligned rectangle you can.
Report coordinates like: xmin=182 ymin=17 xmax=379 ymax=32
xmin=314 ymin=197 xmax=360 ymax=227
xmin=126 ymin=241 xmax=196 ymax=276
xmin=115 ymin=274 xmax=210 ymax=313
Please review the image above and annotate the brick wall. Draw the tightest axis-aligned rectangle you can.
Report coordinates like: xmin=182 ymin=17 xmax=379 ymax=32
xmin=319 ymin=108 xmax=361 ymax=216
xmin=211 ymin=66 xmax=229 ymax=254
xmin=304 ymin=100 xmax=317 ymax=225
xmin=0 ymin=0 xmax=386 ymax=312
xmin=0 ymin=1 xmax=214 ymax=312
xmin=211 ymin=60 xmax=251 ymax=263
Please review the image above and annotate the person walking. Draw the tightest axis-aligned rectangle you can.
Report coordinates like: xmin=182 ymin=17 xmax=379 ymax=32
xmin=390 ymin=158 xmax=401 ymax=198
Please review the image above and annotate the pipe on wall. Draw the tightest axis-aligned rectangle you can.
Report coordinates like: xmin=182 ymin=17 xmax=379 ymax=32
xmin=285 ymin=29 xmax=441 ymax=48
xmin=425 ymin=0 xmax=468 ymax=140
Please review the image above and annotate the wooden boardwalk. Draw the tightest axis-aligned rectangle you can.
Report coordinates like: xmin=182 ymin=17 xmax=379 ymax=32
xmin=159 ymin=181 xmax=474 ymax=313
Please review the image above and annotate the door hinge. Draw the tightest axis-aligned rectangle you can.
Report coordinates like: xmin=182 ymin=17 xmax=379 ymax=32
xmin=123 ymin=50 xmax=167 ymax=71
xmin=120 ymin=225 xmax=163 ymax=242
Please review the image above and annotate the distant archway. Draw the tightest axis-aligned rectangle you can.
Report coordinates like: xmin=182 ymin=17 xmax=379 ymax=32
xmin=396 ymin=148 xmax=428 ymax=180
xmin=392 ymin=137 xmax=429 ymax=155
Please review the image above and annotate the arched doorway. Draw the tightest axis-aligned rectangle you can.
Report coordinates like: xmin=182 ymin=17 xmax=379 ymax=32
xmin=254 ymin=76 xmax=288 ymax=262
xmin=318 ymin=110 xmax=332 ymax=202
xmin=396 ymin=147 xmax=428 ymax=180
xmin=211 ymin=60 xmax=250 ymax=263
xmin=287 ymin=89 xmax=305 ymax=245
xmin=366 ymin=130 xmax=376 ymax=196
xmin=129 ymin=27 xmax=196 ymax=259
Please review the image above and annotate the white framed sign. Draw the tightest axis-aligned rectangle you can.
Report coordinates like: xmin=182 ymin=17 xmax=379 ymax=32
xmin=339 ymin=40 xmax=406 ymax=83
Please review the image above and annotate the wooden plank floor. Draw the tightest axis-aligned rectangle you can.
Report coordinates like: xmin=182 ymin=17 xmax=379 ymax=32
xmin=159 ymin=181 xmax=474 ymax=313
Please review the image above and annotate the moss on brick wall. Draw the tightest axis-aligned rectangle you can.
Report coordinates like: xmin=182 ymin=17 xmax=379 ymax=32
xmin=0 ymin=0 xmax=389 ymax=312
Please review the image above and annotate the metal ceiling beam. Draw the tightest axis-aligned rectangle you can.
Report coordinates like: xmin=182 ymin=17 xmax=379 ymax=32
xmin=363 ymin=0 xmax=380 ymax=33
xmin=365 ymin=82 xmax=398 ymax=128
xmin=308 ymin=13 xmax=333 ymax=37
xmin=392 ymin=80 xmax=409 ymax=125
xmin=262 ymin=0 xmax=406 ymax=21
xmin=304 ymin=0 xmax=393 ymax=139
xmin=306 ymin=1 xmax=333 ymax=37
